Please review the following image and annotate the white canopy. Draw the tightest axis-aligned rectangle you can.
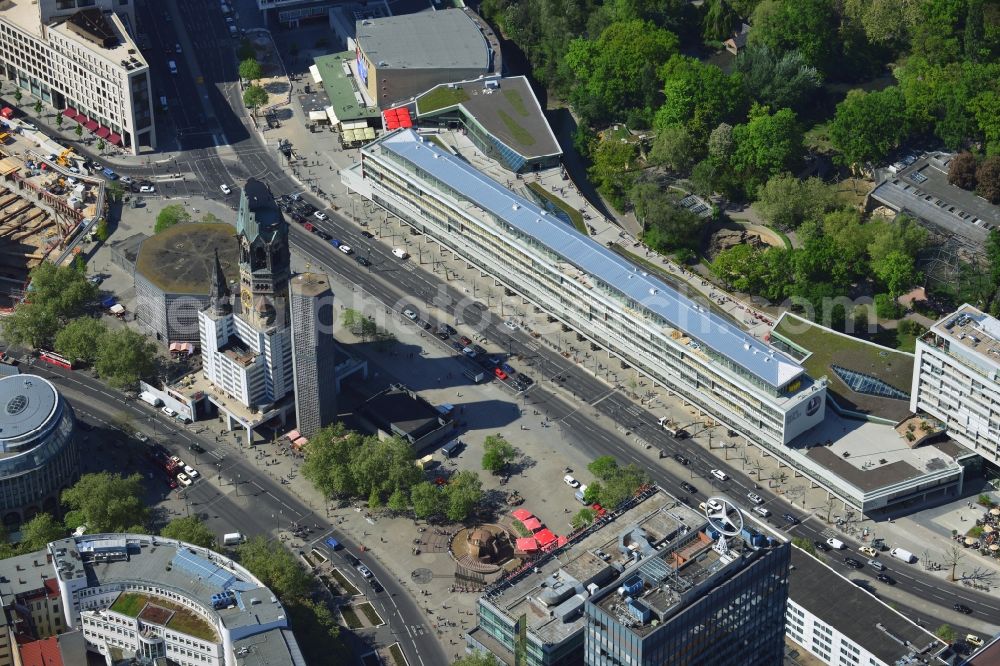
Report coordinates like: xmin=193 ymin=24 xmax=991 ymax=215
xmin=308 ymin=64 xmax=322 ymax=84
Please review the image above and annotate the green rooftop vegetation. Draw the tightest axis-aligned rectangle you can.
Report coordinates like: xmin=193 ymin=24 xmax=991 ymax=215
xmin=167 ymin=609 xmax=218 ymax=642
xmin=417 ymin=86 xmax=470 ymax=113
xmin=110 ymin=592 xmax=218 ymax=642
xmin=497 ymin=109 xmax=535 ymax=148
xmin=527 ymin=182 xmax=586 ymax=234
xmin=110 ymin=592 xmax=146 ymax=618
xmin=503 ymin=88 xmax=529 ymax=117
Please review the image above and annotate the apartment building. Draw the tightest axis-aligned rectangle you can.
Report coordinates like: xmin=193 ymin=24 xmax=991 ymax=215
xmin=910 ymin=304 xmax=1000 ymax=466
xmin=0 ymin=0 xmax=154 ymax=154
xmin=342 ymin=129 xmax=828 ymax=454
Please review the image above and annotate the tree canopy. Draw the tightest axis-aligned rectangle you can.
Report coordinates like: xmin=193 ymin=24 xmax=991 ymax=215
xmin=242 ymin=85 xmax=269 ymax=115
xmin=62 ymin=472 xmax=148 ymax=533
xmin=730 ymin=105 xmax=803 ymax=194
xmin=161 ymin=516 xmax=216 ymax=548
xmin=237 ymin=536 xmax=312 ymax=599
xmin=3 ymin=262 xmax=98 ymax=348
xmin=238 ymin=58 xmax=263 ymax=82
xmin=654 ymin=55 xmax=744 ymax=142
xmin=734 ymin=44 xmax=822 ymax=112
xmin=829 ymin=87 xmax=911 ymax=167
xmin=482 ymin=435 xmax=518 ymax=474
xmin=154 ymin=204 xmax=190 ymax=233
xmin=54 ymin=317 xmax=107 ymax=365
xmin=755 ymin=174 xmax=838 ymax=229
xmin=748 ymin=0 xmax=838 ymax=75
xmin=94 ymin=327 xmax=158 ymax=389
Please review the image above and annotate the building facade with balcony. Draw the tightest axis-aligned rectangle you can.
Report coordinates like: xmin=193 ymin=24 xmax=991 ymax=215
xmin=910 ymin=304 xmax=1000 ymax=467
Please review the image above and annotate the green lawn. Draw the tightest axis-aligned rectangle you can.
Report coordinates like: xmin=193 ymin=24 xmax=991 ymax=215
xmin=330 ymin=568 xmax=360 ymax=596
xmin=772 ymin=313 xmax=914 ymax=419
xmin=497 ymin=109 xmax=535 ymax=147
xmin=357 ymin=602 xmax=383 ymax=626
xmin=417 ymin=86 xmax=470 ymax=113
xmin=340 ymin=605 xmax=363 ymax=629
xmin=389 ymin=643 xmax=408 ymax=666
xmin=526 ymin=182 xmax=587 ymax=234
xmin=110 ymin=592 xmax=146 ymax=618
xmin=503 ymin=89 xmax=529 ymax=116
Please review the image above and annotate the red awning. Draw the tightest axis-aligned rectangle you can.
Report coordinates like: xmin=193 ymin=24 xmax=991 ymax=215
xmin=556 ymin=536 xmax=569 ymax=548
xmin=515 ymin=537 xmax=539 ymax=552
xmin=535 ymin=529 xmax=556 ymax=547
xmin=522 ymin=517 xmax=542 ymax=531
xmin=84 ymin=119 xmax=99 ymax=132
xmin=95 ymin=126 xmax=110 ymax=139
xmin=108 ymin=132 xmax=122 ymax=146
xmin=397 ymin=107 xmax=413 ymax=128
xmin=62 ymin=107 xmax=77 ymax=119
xmin=511 ymin=509 xmax=533 ymax=521
xmin=0 ymin=108 xmax=13 ymax=119
xmin=286 ymin=429 xmax=301 ymax=441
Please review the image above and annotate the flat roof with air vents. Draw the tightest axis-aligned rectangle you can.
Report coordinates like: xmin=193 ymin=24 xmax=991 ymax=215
xmin=930 ymin=303 xmax=1000 ymax=372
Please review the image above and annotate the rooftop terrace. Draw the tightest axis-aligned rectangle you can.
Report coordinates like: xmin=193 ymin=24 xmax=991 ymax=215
xmin=927 ymin=303 xmax=1000 ymax=370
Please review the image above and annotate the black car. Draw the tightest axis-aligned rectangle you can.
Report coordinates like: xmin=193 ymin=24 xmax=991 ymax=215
xmin=844 ymin=557 xmax=863 ymax=569
xmin=518 ymin=373 xmax=534 ymax=386
xmin=814 ymin=540 xmax=830 ymax=551
xmin=680 ymin=482 xmax=698 ymax=494
xmin=188 ymin=443 xmax=205 ymax=454
xmin=953 ymin=603 xmax=973 ymax=614
xmin=439 ymin=324 xmax=457 ymax=336
xmin=361 ymin=230 xmax=375 ymax=238
xmin=876 ymin=573 xmax=895 ymax=584
xmin=673 ymin=453 xmax=690 ymax=466
xmin=369 ymin=579 xmax=383 ymax=593
xmin=512 ymin=379 xmax=529 ymax=391
xmin=315 ymin=230 xmax=332 ymax=241
xmin=345 ymin=553 xmax=361 ymax=567
xmin=783 ymin=513 xmax=799 ymax=524
xmin=355 ymin=256 xmax=372 ymax=267
xmin=472 ymin=344 xmax=487 ymax=355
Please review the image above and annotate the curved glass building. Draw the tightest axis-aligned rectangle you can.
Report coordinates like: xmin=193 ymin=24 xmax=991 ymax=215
xmin=0 ymin=374 xmax=78 ymax=526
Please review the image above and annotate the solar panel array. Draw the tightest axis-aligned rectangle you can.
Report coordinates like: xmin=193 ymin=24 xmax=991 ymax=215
xmin=831 ymin=365 xmax=910 ymax=400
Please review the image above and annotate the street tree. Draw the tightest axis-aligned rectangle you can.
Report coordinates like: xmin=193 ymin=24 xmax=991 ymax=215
xmin=445 ymin=471 xmax=483 ymax=522
xmin=791 ymin=536 xmax=817 ymax=556
xmin=976 ymin=156 xmax=1000 ymax=204
xmin=54 ymin=317 xmax=107 ymax=365
xmin=96 ymin=138 xmax=105 ymax=153
xmin=75 ymin=123 xmax=83 ymax=138
xmin=588 ymin=455 xmax=619 ymax=480
xmin=55 ymin=114 xmax=63 ymax=129
xmin=154 ymin=204 xmax=190 ymax=233
xmin=571 ymin=508 xmax=596 ymax=530
xmin=239 ymin=58 xmax=264 ymax=83
xmin=3 ymin=262 xmax=98 ymax=348
xmin=301 ymin=423 xmax=358 ymax=497
xmin=161 ymin=516 xmax=216 ymax=548
xmin=12 ymin=90 xmax=21 ymax=104
xmin=33 ymin=100 xmax=42 ymax=115
xmin=935 ymin=624 xmax=956 ymax=644
xmin=386 ymin=487 xmax=409 ymax=513
xmin=237 ymin=536 xmax=312 ymax=599
xmin=242 ymin=85 xmax=269 ymax=117
xmin=410 ymin=481 xmax=444 ymax=519
xmin=20 ymin=513 xmax=66 ymax=551
xmin=62 ymin=472 xmax=147 ymax=533
xmin=942 ymin=543 xmax=965 ymax=582
xmin=482 ymin=435 xmax=518 ymax=475
xmin=948 ymin=152 xmax=978 ymax=190
xmin=105 ymin=180 xmax=125 ymax=202
xmin=95 ymin=327 xmax=157 ymax=389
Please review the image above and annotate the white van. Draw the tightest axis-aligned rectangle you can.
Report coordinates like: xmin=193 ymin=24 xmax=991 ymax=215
xmin=710 ymin=469 xmax=729 ymax=481
xmin=168 ymin=60 xmax=178 ymax=74
xmin=826 ymin=538 xmax=845 ymax=550
xmin=139 ymin=391 xmax=163 ymax=407
xmin=222 ymin=532 xmax=245 ymax=546
xmin=890 ymin=547 xmax=916 ymax=563
xmin=392 ymin=247 xmax=409 ymax=259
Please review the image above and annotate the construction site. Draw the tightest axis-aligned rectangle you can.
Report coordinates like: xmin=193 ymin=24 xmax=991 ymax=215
xmin=0 ymin=142 xmax=106 ymax=312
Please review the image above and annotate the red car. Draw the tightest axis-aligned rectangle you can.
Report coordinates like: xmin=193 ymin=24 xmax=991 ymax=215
xmin=458 ymin=336 xmax=472 ymax=347
xmin=303 ymin=222 xmax=314 ymax=232
xmin=165 ymin=477 xmax=178 ymax=489
xmin=494 ymin=367 xmax=508 ymax=380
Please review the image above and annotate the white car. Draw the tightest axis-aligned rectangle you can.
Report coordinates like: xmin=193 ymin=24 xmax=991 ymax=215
xmin=338 ymin=244 xmax=353 ymax=255
xmin=710 ymin=469 xmax=729 ymax=481
xmin=170 ymin=455 xmax=182 ymax=464
xmin=392 ymin=247 xmax=409 ymax=259
xmin=175 ymin=43 xmax=182 ymax=53
xmin=746 ymin=492 xmax=764 ymax=505
xmin=402 ymin=309 xmax=418 ymax=321
xmin=176 ymin=473 xmax=193 ymax=487
xmin=162 ymin=406 xmax=178 ymax=417
xmin=503 ymin=320 xmax=518 ymax=331
xmin=313 ymin=210 xmax=328 ymax=221
xmin=356 ymin=564 xmax=373 ymax=578
xmin=139 ymin=185 xmax=155 ymax=193
xmin=219 ymin=184 xmax=232 ymax=195
xmin=563 ymin=474 xmax=579 ymax=488
xmin=183 ymin=465 xmax=199 ymax=479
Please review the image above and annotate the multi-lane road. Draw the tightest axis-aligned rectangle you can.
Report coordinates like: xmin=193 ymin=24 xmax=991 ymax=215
xmin=24 ymin=362 xmax=446 ymax=665
xmin=25 ymin=0 xmax=994 ymax=643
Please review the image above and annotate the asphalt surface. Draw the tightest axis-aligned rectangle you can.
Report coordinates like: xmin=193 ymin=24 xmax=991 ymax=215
xmin=26 ymin=0 xmax=995 ymax=640
xmin=25 ymin=362 xmax=445 ymax=666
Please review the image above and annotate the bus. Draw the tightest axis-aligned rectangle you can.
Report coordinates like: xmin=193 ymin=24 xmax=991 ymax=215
xmin=38 ymin=350 xmax=73 ymax=370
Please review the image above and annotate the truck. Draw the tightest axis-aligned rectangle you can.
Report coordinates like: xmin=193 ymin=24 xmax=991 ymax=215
xmin=222 ymin=532 xmax=245 ymax=546
xmin=890 ymin=547 xmax=916 ymax=563
xmin=440 ymin=438 xmax=463 ymax=458
xmin=657 ymin=416 xmax=688 ymax=438
xmin=139 ymin=391 xmax=163 ymax=408
xmin=574 ymin=484 xmax=589 ymax=505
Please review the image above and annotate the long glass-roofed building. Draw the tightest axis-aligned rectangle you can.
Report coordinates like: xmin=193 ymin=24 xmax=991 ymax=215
xmin=342 ymin=129 xmax=827 ymax=449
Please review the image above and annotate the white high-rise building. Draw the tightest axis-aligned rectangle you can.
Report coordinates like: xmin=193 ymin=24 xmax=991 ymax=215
xmin=910 ymin=304 xmax=1000 ymax=464
xmin=0 ymin=0 xmax=154 ymax=154
xmin=199 ymin=179 xmax=293 ymax=423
